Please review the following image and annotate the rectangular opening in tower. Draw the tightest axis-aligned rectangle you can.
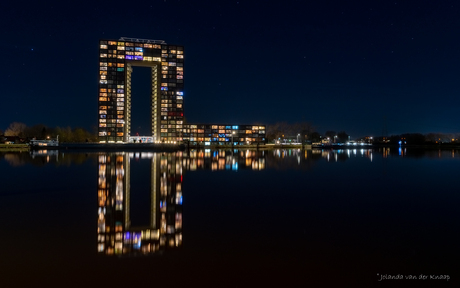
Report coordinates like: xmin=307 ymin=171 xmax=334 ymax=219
xmin=130 ymin=66 xmax=153 ymax=137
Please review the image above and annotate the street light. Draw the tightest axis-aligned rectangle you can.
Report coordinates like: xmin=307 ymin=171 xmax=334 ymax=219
xmin=232 ymin=131 xmax=235 ymax=146
xmin=297 ymin=133 xmax=300 ymax=144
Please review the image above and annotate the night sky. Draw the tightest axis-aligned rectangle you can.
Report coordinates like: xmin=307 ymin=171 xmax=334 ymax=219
xmin=2 ymin=0 xmax=460 ymax=137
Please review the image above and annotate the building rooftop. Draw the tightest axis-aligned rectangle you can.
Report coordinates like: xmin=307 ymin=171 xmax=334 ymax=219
xmin=119 ymin=37 xmax=166 ymax=44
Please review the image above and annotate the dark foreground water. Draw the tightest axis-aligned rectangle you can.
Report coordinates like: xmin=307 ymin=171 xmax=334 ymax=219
xmin=0 ymin=148 xmax=458 ymax=287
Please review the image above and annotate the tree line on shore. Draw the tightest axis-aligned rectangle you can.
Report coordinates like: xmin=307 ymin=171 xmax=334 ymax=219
xmin=266 ymin=122 xmax=460 ymax=145
xmin=266 ymin=121 xmax=349 ymax=143
xmin=1 ymin=122 xmax=97 ymax=143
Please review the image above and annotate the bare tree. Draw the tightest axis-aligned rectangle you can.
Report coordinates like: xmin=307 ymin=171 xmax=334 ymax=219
xmin=4 ymin=122 xmax=27 ymax=137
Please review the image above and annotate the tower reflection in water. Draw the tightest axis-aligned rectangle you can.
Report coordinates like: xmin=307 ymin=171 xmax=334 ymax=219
xmin=97 ymin=150 xmax=266 ymax=256
xmin=97 ymin=152 xmax=183 ymax=256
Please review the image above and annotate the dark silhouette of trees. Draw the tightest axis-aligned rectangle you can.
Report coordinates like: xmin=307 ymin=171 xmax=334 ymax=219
xmin=337 ymin=131 xmax=349 ymax=143
xmin=310 ymin=132 xmax=321 ymax=142
xmin=267 ymin=121 xmax=316 ymax=142
xmin=2 ymin=122 xmax=97 ymax=143
xmin=324 ymin=131 xmax=336 ymax=140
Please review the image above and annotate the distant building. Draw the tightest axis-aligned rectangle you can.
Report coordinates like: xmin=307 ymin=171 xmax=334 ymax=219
xmin=182 ymin=124 xmax=266 ymax=145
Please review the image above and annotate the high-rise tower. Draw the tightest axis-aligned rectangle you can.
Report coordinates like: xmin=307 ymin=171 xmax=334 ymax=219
xmin=97 ymin=37 xmax=184 ymax=143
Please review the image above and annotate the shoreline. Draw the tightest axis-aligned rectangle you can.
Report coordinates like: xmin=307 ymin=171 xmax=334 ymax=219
xmin=3 ymin=143 xmax=460 ymax=153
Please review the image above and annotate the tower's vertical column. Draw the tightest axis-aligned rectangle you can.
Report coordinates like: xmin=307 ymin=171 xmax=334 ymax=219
xmin=151 ymin=65 xmax=159 ymax=141
xmin=124 ymin=64 xmax=132 ymax=142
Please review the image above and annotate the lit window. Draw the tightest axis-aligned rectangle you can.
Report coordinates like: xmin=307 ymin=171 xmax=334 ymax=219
xmin=108 ymin=41 xmax=117 ymax=45
xmin=100 ymin=54 xmax=107 ymax=58
xmin=117 ymin=46 xmax=125 ymax=50
xmin=100 ymin=45 xmax=107 ymax=49
xmin=177 ymin=55 xmax=184 ymax=59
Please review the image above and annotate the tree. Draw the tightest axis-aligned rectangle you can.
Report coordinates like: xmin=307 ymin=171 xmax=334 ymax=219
xmin=73 ymin=128 xmax=87 ymax=142
xmin=4 ymin=122 xmax=27 ymax=137
xmin=24 ymin=124 xmax=48 ymax=139
xmin=337 ymin=131 xmax=349 ymax=143
xmin=267 ymin=122 xmax=288 ymax=141
xmin=310 ymin=132 xmax=321 ymax=142
xmin=293 ymin=122 xmax=314 ymax=142
xmin=324 ymin=130 xmax=336 ymax=141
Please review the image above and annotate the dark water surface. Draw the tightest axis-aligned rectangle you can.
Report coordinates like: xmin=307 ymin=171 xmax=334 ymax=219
xmin=0 ymin=148 xmax=458 ymax=287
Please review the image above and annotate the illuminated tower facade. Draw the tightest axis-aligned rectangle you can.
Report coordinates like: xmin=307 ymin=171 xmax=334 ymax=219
xmin=97 ymin=37 xmax=184 ymax=143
